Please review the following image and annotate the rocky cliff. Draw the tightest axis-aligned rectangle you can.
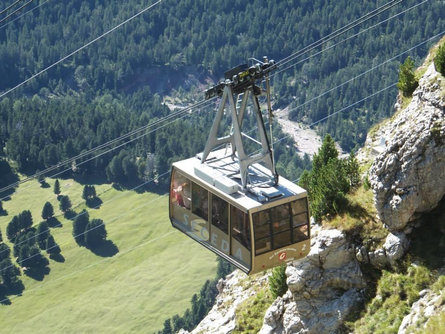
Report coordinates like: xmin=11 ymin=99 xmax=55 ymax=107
xmin=369 ymin=61 xmax=445 ymax=233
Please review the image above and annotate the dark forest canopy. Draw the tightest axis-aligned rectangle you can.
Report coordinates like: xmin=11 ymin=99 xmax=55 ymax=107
xmin=0 ymin=0 xmax=443 ymax=185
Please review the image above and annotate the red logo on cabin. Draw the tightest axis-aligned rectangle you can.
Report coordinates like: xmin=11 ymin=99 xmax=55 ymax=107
xmin=278 ymin=252 xmax=287 ymax=261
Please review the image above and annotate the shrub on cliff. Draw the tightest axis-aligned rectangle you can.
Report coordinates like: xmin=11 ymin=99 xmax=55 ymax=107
xmin=434 ymin=43 xmax=445 ymax=76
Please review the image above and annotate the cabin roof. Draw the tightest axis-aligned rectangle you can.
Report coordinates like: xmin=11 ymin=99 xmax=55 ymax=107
xmin=172 ymin=148 xmax=307 ymax=211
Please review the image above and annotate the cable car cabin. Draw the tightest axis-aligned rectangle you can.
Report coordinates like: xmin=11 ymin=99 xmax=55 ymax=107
xmin=169 ymin=149 xmax=310 ymax=275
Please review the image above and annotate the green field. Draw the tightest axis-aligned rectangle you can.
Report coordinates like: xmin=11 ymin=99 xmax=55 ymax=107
xmin=0 ymin=178 xmax=216 ymax=333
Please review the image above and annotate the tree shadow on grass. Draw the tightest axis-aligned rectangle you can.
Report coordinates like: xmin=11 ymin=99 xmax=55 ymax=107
xmin=48 ymin=217 xmax=62 ymax=228
xmin=49 ymin=253 xmax=65 ymax=263
xmin=39 ymin=181 xmax=50 ymax=188
xmin=24 ymin=266 xmax=50 ymax=281
xmin=86 ymin=197 xmax=103 ymax=209
xmin=0 ymin=281 xmax=24 ymax=305
xmin=0 ymin=209 xmax=7 ymax=216
xmin=88 ymin=240 xmax=119 ymax=257
xmin=64 ymin=210 xmax=77 ymax=220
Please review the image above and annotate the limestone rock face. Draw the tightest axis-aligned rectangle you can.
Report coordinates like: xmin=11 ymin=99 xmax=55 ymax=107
xmin=369 ymin=62 xmax=445 ymax=232
xmin=191 ymin=270 xmax=267 ymax=334
xmin=260 ymin=229 xmax=366 ymax=334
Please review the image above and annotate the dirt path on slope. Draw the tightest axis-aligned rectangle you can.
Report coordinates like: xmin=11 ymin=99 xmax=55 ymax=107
xmin=274 ymin=107 xmax=323 ymax=157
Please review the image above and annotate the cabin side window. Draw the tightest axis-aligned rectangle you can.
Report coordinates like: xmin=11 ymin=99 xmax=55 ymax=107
xmin=171 ymin=170 xmax=191 ymax=209
xmin=212 ymin=195 xmax=228 ymax=233
xmin=231 ymin=206 xmax=250 ymax=250
xmin=192 ymin=182 xmax=208 ymax=220
xmin=291 ymin=199 xmax=310 ymax=242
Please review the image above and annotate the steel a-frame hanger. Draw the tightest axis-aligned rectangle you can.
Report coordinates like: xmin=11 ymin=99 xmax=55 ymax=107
xmin=201 ymin=58 xmax=278 ymax=191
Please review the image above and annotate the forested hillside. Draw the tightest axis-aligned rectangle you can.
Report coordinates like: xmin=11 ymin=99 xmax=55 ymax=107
xmin=0 ymin=0 xmax=443 ymax=186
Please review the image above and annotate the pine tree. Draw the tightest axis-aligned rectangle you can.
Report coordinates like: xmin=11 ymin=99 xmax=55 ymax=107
xmin=269 ymin=264 xmax=288 ymax=299
xmin=73 ymin=210 xmax=89 ymax=245
xmin=85 ymin=218 xmax=107 ymax=247
xmin=54 ymin=179 xmax=61 ymax=196
xmin=41 ymin=201 xmax=54 ymax=220
xmin=345 ymin=151 xmax=360 ymax=188
xmin=18 ymin=210 xmax=33 ymax=231
xmin=59 ymin=195 xmax=72 ymax=213
xmin=36 ymin=221 xmax=50 ymax=249
xmin=6 ymin=216 xmax=19 ymax=241
xmin=299 ymin=134 xmax=350 ymax=221
xmin=397 ymin=56 xmax=418 ymax=97
xmin=46 ymin=235 xmax=61 ymax=255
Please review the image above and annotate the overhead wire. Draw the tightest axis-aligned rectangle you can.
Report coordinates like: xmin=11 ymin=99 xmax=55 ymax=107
xmin=0 ymin=0 xmax=51 ymax=30
xmin=0 ymin=0 xmax=35 ymax=26
xmin=284 ymin=30 xmax=445 ymax=118
xmin=0 ymin=168 xmax=173 ymax=272
xmin=272 ymin=0 xmax=430 ymax=79
xmin=0 ymin=0 xmax=163 ymax=100
xmin=0 ymin=0 xmax=24 ymax=16
xmin=0 ymin=99 xmax=216 ymax=257
xmin=276 ymin=0 xmax=404 ymax=69
xmin=0 ymin=96 xmax=214 ymax=198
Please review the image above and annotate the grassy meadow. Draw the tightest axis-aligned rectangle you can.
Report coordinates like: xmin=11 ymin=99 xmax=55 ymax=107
xmin=0 ymin=178 xmax=216 ymax=333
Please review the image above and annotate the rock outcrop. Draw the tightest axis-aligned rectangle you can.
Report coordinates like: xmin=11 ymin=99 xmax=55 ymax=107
xmin=190 ymin=270 xmax=267 ymax=334
xmin=260 ymin=229 xmax=366 ymax=334
xmin=369 ymin=62 xmax=445 ymax=232
xmin=355 ymin=231 xmax=410 ymax=268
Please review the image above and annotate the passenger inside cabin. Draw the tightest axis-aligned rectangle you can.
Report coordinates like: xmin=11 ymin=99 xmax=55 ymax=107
xmin=172 ymin=175 xmax=191 ymax=209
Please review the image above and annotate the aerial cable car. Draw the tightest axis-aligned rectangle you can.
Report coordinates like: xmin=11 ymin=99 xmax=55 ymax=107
xmin=169 ymin=57 xmax=310 ymax=275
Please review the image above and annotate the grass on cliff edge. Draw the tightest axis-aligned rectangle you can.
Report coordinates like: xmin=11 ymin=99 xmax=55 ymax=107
xmin=0 ymin=178 xmax=216 ymax=333
xmin=323 ymin=185 xmax=387 ymax=250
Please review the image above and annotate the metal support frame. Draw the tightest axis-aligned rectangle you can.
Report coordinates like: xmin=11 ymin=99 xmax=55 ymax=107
xmin=201 ymin=85 xmax=278 ymax=190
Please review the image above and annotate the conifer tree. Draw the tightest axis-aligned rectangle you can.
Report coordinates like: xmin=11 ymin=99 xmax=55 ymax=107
xmin=54 ymin=179 xmax=61 ymax=196
xmin=41 ymin=201 xmax=54 ymax=220
xmin=85 ymin=219 xmax=107 ymax=247
xmin=397 ymin=56 xmax=418 ymax=97
xmin=59 ymin=195 xmax=72 ymax=213
xmin=73 ymin=210 xmax=89 ymax=245
xmin=36 ymin=221 xmax=50 ymax=249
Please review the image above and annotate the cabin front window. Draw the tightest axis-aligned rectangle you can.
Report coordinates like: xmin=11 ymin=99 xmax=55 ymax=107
xmin=253 ymin=199 xmax=310 ymax=255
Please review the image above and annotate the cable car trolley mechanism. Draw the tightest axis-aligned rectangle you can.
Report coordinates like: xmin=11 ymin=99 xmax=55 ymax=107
xmin=169 ymin=57 xmax=310 ymax=275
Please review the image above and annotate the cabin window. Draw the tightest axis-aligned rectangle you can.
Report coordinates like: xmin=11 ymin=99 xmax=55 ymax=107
xmin=171 ymin=170 xmax=191 ymax=209
xmin=192 ymin=182 xmax=208 ymax=220
xmin=253 ymin=210 xmax=272 ymax=255
xmin=270 ymin=204 xmax=292 ymax=250
xmin=291 ymin=199 xmax=310 ymax=242
xmin=212 ymin=195 xmax=228 ymax=234
xmin=231 ymin=206 xmax=250 ymax=250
